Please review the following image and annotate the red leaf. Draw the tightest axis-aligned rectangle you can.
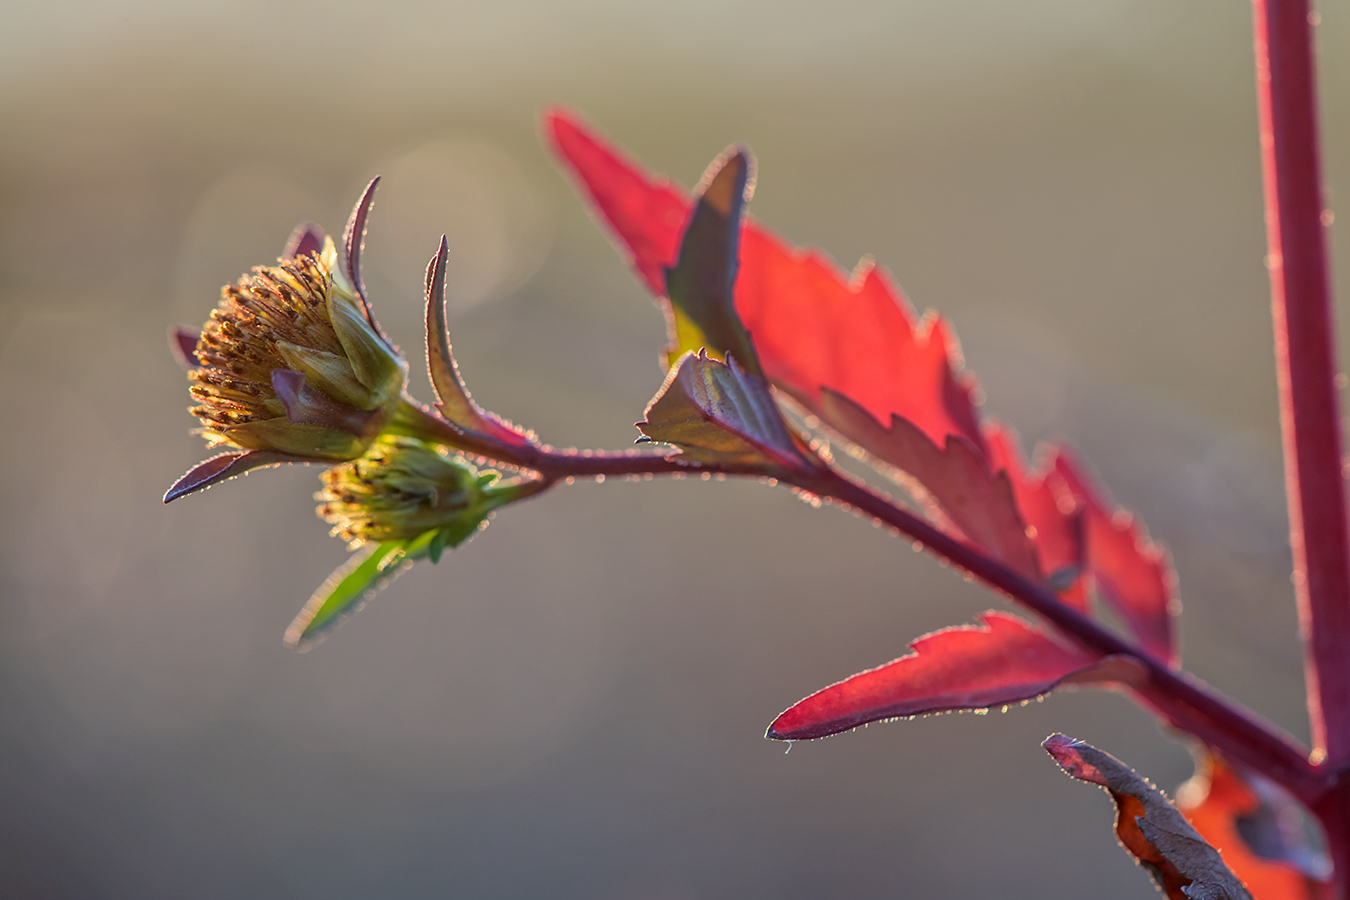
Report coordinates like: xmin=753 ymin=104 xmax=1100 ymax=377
xmin=767 ymin=611 xmax=1097 ymax=741
xmin=549 ymin=110 xmax=1180 ymax=661
xmin=818 ymin=390 xmax=1038 ymax=578
xmin=1177 ymin=752 xmax=1332 ymax=900
xmin=985 ymin=425 xmax=1088 ymax=608
xmin=546 ymin=110 xmax=980 ymax=451
xmin=547 ymin=111 xmax=687 ymax=299
xmin=1054 ymin=453 xmax=1178 ymax=665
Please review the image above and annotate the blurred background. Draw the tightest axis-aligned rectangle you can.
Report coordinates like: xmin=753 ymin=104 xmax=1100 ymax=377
xmin=1 ymin=1 xmax=1347 ymax=896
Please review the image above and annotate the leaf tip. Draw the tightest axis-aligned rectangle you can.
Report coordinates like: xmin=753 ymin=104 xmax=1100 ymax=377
xmin=282 ymin=222 xmax=326 ymax=261
xmin=168 ymin=325 xmax=201 ymax=370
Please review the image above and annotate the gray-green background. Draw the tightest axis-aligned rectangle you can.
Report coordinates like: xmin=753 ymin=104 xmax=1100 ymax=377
xmin=1 ymin=1 xmax=1344 ymax=897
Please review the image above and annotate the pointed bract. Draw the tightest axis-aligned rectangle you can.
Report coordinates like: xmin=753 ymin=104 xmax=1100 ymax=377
xmin=282 ymin=222 xmax=326 ymax=261
xmin=423 ymin=236 xmax=534 ymax=450
xmin=169 ymin=325 xmax=202 ymax=370
xmin=164 ymin=449 xmax=307 ymax=503
xmin=342 ymin=177 xmax=383 ymax=335
xmin=767 ymin=612 xmax=1097 ymax=741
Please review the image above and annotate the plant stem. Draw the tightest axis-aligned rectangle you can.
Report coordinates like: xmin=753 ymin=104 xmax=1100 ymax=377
xmin=1251 ymin=0 xmax=1350 ymax=771
xmin=401 ymin=394 xmax=1326 ymax=799
xmin=793 ymin=467 xmax=1324 ymax=802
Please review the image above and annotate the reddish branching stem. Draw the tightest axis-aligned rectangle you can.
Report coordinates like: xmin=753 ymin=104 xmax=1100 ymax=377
xmin=1252 ymin=0 xmax=1350 ymax=771
xmin=792 ymin=469 xmax=1323 ymax=802
xmin=411 ymin=393 xmax=1327 ymax=802
xmin=1252 ymin=1 xmax=1350 ymax=892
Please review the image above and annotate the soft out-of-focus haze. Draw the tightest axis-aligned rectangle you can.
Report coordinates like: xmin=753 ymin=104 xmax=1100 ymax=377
xmin=2 ymin=2 xmax=1347 ymax=897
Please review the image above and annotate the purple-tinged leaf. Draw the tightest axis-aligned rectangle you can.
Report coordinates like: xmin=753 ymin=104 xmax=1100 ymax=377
xmin=270 ymin=369 xmax=381 ymax=436
xmin=818 ymin=389 xmax=1040 ymax=579
xmin=639 ymin=350 xmax=817 ymax=471
xmin=767 ymin=612 xmax=1097 ymax=741
xmin=1044 ymin=734 xmax=1252 ymax=900
xmin=163 ymin=449 xmax=307 ymax=503
xmin=342 ymin=176 xmax=383 ymax=335
xmin=663 ymin=148 xmax=763 ymax=377
xmin=423 ymin=237 xmax=534 ymax=450
xmin=282 ymin=222 xmax=326 ymax=261
xmin=168 ymin=325 xmax=201 ymax=370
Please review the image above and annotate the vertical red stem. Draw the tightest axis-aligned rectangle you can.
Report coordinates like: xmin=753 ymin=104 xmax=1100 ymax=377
xmin=1252 ymin=0 xmax=1350 ymax=767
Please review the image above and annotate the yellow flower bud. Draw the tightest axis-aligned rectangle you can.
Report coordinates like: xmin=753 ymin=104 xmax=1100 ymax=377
xmin=187 ymin=238 xmax=405 ymax=461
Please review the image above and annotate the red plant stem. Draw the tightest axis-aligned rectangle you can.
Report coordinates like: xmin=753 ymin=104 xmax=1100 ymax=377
xmin=1252 ymin=0 xmax=1350 ymax=770
xmin=795 ymin=468 xmax=1324 ymax=802
xmin=403 ymin=401 xmax=1326 ymax=798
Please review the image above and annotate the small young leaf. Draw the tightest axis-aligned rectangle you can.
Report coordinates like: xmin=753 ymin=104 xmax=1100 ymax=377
xmin=767 ymin=612 xmax=1097 ymax=741
xmin=284 ymin=538 xmax=414 ymax=651
xmin=638 ymin=350 xmax=815 ymax=471
xmin=1044 ymin=734 xmax=1253 ymax=900
xmin=1177 ymin=751 xmax=1332 ymax=900
xmin=663 ymin=149 xmax=763 ymax=376
xmin=163 ymin=449 xmax=307 ymax=503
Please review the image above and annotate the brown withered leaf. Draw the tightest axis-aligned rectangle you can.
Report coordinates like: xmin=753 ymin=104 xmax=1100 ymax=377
xmin=1044 ymin=734 xmax=1253 ymax=900
xmin=638 ymin=350 xmax=817 ymax=472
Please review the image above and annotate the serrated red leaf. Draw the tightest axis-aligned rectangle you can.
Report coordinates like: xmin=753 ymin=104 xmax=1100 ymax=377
xmin=985 ymin=425 xmax=1088 ymax=608
xmin=549 ymin=110 xmax=1182 ymax=662
xmin=1178 ymin=752 xmax=1332 ymax=900
xmin=546 ymin=110 xmax=980 ymax=451
xmin=818 ymin=390 xmax=1038 ymax=578
xmin=547 ymin=111 xmax=687 ymax=299
xmin=1054 ymin=453 xmax=1178 ymax=665
xmin=767 ymin=611 xmax=1097 ymax=741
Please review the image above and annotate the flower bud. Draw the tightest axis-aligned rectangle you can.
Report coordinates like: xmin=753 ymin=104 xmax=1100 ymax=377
xmin=188 ymin=238 xmax=405 ymax=461
xmin=317 ymin=436 xmax=525 ymax=553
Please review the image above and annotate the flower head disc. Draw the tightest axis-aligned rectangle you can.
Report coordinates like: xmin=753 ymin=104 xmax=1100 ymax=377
xmin=188 ymin=238 xmax=405 ymax=461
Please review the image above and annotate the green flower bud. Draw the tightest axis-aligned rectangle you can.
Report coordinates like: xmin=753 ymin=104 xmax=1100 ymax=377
xmin=317 ymin=436 xmax=525 ymax=553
